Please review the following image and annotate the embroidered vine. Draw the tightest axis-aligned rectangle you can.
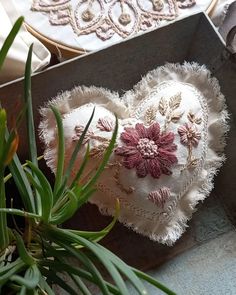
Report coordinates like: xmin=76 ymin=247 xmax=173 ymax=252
xmin=108 ymin=161 xmax=135 ymax=194
xmin=158 ymin=93 xmax=184 ymax=132
xmin=187 ymin=111 xmax=202 ymax=125
xmin=148 ymin=187 xmax=171 ymax=208
xmin=178 ymin=122 xmax=201 ymax=171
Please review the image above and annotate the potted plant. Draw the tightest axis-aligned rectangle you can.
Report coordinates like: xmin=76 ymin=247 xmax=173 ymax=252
xmin=0 ymin=17 xmax=175 ymax=295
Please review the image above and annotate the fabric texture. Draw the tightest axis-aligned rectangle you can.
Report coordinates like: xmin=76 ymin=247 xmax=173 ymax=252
xmin=0 ymin=0 xmax=51 ymax=84
xmin=39 ymin=62 xmax=229 ymax=245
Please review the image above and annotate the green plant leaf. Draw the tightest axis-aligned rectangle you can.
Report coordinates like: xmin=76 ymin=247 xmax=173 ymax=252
xmin=0 ymin=208 xmax=41 ymax=219
xmin=10 ymin=264 xmax=40 ymax=290
xmin=69 ymin=143 xmax=90 ymax=189
xmin=26 ymin=161 xmax=53 ymax=222
xmin=96 ymin=244 xmax=147 ymax=295
xmin=24 ymin=44 xmax=37 ymax=166
xmin=42 ymin=226 xmax=130 ymax=294
xmin=59 ymin=243 xmax=110 ymax=295
xmin=40 ymin=259 xmax=120 ymax=295
xmin=38 ymin=275 xmax=54 ymax=295
xmin=40 ymin=267 xmax=78 ymax=295
xmin=0 ymin=109 xmax=7 ymax=164
xmin=82 ymin=116 xmax=118 ymax=193
xmin=24 ymin=44 xmax=41 ymax=216
xmin=8 ymin=149 xmax=35 ymax=213
xmin=50 ymin=106 xmax=65 ymax=200
xmin=0 ymin=258 xmax=23 ymax=276
xmin=62 ymin=108 xmax=95 ymax=190
xmin=50 ymin=189 xmax=78 ymax=225
xmin=133 ymin=269 xmax=176 ymax=295
xmin=0 ymin=260 xmax=26 ymax=286
xmin=0 ymin=17 xmax=24 ymax=70
xmin=14 ymin=230 xmax=35 ymax=266
xmin=70 ymin=275 xmax=92 ymax=295
xmin=68 ymin=199 xmax=119 ymax=243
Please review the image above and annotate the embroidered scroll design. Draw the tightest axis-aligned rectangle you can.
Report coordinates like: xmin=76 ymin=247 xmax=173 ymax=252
xmin=31 ymin=0 xmax=196 ymax=42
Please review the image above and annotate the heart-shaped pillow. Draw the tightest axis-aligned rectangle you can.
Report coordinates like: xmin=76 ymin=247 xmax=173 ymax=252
xmin=39 ymin=62 xmax=229 ymax=245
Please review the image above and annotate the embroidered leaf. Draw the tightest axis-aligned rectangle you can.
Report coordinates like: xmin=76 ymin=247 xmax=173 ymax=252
xmin=195 ymin=117 xmax=202 ymax=125
xmin=171 ymin=111 xmax=184 ymax=123
xmin=144 ymin=105 xmax=157 ymax=125
xmin=148 ymin=187 xmax=171 ymax=208
xmin=169 ymin=93 xmax=182 ymax=110
xmin=89 ymin=141 xmax=110 ymax=159
xmin=72 ymin=125 xmax=93 ymax=144
xmin=97 ymin=116 xmax=114 ymax=132
xmin=187 ymin=111 xmax=195 ymax=123
xmin=158 ymin=97 xmax=168 ymax=116
xmin=187 ymin=112 xmax=202 ymax=125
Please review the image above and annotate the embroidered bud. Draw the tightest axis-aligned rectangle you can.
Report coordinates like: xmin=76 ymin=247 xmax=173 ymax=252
xmin=97 ymin=116 xmax=114 ymax=132
xmin=148 ymin=187 xmax=171 ymax=208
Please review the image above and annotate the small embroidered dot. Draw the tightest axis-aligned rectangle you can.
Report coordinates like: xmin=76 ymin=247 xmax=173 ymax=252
xmin=81 ymin=9 xmax=94 ymax=22
xmin=152 ymin=0 xmax=164 ymax=11
xmin=118 ymin=13 xmax=131 ymax=26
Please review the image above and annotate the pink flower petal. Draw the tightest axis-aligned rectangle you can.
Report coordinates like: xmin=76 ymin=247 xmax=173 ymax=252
xmin=136 ymin=160 xmax=148 ymax=178
xmin=147 ymin=123 xmax=160 ymax=141
xmin=121 ymin=128 xmax=140 ymax=145
xmin=135 ymin=123 xmax=148 ymax=138
xmin=147 ymin=159 xmax=161 ymax=178
xmin=158 ymin=149 xmax=178 ymax=166
xmin=157 ymin=132 xmax=175 ymax=146
xmin=115 ymin=146 xmax=138 ymax=156
xmin=123 ymin=152 xmax=142 ymax=169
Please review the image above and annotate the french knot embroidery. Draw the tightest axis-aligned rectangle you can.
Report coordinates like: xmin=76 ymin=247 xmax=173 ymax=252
xmin=115 ymin=122 xmax=178 ymax=179
xmin=148 ymin=187 xmax=171 ymax=208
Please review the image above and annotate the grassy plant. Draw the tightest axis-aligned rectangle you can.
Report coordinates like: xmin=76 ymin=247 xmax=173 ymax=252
xmin=0 ymin=18 xmax=176 ymax=295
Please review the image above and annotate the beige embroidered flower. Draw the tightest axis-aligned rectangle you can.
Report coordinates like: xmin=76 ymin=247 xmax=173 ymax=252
xmin=178 ymin=123 xmax=201 ymax=147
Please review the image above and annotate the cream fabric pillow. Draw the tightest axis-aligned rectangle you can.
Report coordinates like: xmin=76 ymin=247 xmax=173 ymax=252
xmin=39 ymin=62 xmax=229 ymax=245
xmin=0 ymin=0 xmax=50 ymax=84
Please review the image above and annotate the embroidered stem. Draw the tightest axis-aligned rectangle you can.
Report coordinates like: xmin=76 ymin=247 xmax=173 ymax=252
xmin=108 ymin=161 xmax=134 ymax=194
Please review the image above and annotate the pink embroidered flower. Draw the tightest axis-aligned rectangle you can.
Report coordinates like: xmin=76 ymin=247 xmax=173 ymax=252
xmin=178 ymin=123 xmax=201 ymax=147
xmin=148 ymin=187 xmax=171 ymax=208
xmin=115 ymin=123 xmax=178 ymax=178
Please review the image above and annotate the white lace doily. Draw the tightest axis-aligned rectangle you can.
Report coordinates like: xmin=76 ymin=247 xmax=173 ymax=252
xmin=15 ymin=0 xmax=213 ymax=52
xmin=39 ymin=62 xmax=229 ymax=245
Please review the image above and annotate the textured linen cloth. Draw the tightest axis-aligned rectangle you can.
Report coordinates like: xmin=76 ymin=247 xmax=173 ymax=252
xmin=0 ymin=0 xmax=50 ymax=84
xmin=39 ymin=62 xmax=229 ymax=245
